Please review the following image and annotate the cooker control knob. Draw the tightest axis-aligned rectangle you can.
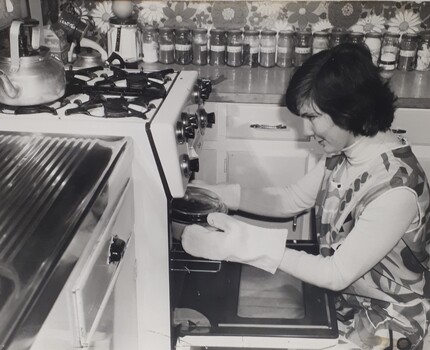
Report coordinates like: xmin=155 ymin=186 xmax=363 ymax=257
xmin=184 ymin=125 xmax=195 ymax=140
xmin=197 ymin=78 xmax=212 ymax=101
xmin=180 ymin=154 xmax=199 ymax=178
xmin=192 ymin=85 xmax=202 ymax=104
xmin=176 ymin=120 xmax=186 ymax=144
xmin=181 ymin=112 xmax=198 ymax=130
xmin=189 ymin=158 xmax=200 ymax=173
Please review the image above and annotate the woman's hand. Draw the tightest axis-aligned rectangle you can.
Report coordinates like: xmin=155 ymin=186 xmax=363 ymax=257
xmin=182 ymin=212 xmax=288 ymax=274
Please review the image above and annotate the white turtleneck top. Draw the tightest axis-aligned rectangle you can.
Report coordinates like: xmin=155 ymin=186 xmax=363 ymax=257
xmin=239 ymin=132 xmax=419 ymax=291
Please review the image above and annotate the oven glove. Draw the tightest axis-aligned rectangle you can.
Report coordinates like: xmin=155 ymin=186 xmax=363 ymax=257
xmin=182 ymin=212 xmax=288 ymax=274
xmin=189 ymin=180 xmax=241 ymax=211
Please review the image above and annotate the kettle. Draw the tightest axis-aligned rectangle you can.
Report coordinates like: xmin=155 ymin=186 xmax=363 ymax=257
xmin=0 ymin=19 xmax=66 ymax=106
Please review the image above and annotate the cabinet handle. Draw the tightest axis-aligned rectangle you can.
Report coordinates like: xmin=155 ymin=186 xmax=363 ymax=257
xmin=391 ymin=128 xmax=406 ymax=134
xmin=250 ymin=124 xmax=287 ymax=130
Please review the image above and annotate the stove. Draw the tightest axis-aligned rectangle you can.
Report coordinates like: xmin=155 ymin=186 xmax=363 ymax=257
xmin=0 ymin=64 xmax=213 ymax=350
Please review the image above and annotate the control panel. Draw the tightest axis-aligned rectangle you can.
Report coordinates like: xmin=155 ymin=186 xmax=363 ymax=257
xmin=149 ymin=71 xmax=215 ymax=198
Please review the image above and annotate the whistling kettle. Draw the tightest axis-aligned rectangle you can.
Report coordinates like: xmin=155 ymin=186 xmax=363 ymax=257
xmin=0 ymin=19 xmax=66 ymax=106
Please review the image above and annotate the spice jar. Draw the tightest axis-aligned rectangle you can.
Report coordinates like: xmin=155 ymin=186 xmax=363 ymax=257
xmin=349 ymin=32 xmax=365 ymax=45
xmin=416 ymin=30 xmax=430 ymax=71
xmin=330 ymin=30 xmax=348 ymax=48
xmin=277 ymin=30 xmax=294 ymax=67
xmin=242 ymin=30 xmax=259 ymax=67
xmin=192 ymin=28 xmax=208 ymax=65
xmin=294 ymin=31 xmax=312 ymax=67
xmin=175 ymin=27 xmax=192 ymax=65
xmin=209 ymin=28 xmax=226 ymax=66
xmin=364 ymin=31 xmax=382 ymax=65
xmin=158 ymin=27 xmax=175 ymax=64
xmin=378 ymin=32 xmax=400 ymax=71
xmin=226 ymin=29 xmax=242 ymax=67
xmin=312 ymin=31 xmax=329 ymax=54
xmin=259 ymin=30 xmax=276 ymax=68
xmin=141 ymin=25 xmax=158 ymax=63
xmin=398 ymin=33 xmax=418 ymax=71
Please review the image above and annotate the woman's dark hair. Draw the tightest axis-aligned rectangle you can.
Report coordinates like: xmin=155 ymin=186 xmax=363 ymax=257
xmin=285 ymin=43 xmax=397 ymax=136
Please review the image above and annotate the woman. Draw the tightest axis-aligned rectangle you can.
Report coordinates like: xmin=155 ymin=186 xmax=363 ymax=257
xmin=182 ymin=43 xmax=430 ymax=349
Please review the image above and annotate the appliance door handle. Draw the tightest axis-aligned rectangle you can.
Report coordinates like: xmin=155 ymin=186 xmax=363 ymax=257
xmin=250 ymin=123 xmax=287 ymax=130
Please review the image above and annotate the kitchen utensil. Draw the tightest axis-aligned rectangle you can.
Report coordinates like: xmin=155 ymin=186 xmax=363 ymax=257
xmin=0 ymin=19 xmax=66 ymax=106
xmin=171 ymin=186 xmax=228 ymax=240
xmin=107 ymin=16 xmax=141 ymax=63
xmin=68 ymin=37 xmax=108 ymax=68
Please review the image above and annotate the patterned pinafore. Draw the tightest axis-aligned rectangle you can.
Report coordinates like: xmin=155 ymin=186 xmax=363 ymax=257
xmin=315 ymin=145 xmax=430 ymax=349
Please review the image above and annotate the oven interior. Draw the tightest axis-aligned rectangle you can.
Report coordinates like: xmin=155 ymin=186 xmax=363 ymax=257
xmin=169 ymin=209 xmax=338 ymax=344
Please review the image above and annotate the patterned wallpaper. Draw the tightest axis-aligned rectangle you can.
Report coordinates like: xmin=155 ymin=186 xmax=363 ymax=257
xmin=62 ymin=1 xmax=430 ymax=48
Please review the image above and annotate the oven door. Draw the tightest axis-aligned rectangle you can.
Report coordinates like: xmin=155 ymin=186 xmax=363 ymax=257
xmin=171 ymin=218 xmax=338 ymax=349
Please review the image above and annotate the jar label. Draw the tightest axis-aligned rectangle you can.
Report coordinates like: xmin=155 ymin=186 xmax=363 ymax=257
xmin=227 ymin=45 xmax=242 ymax=53
xmin=176 ymin=44 xmax=191 ymax=51
xmin=399 ymin=49 xmax=416 ymax=57
xmin=260 ymin=47 xmax=276 ymax=53
xmin=295 ymin=47 xmax=311 ymax=54
xmin=211 ymin=45 xmax=225 ymax=52
xmin=381 ymin=45 xmax=398 ymax=54
xmin=160 ymin=44 xmax=174 ymax=51
xmin=277 ymin=46 xmax=292 ymax=54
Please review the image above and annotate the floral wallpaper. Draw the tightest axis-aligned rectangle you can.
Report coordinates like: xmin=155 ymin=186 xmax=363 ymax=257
xmin=61 ymin=1 xmax=430 ymax=49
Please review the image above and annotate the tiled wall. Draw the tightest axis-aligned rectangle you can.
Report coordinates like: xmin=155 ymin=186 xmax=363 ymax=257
xmin=65 ymin=1 xmax=430 ymax=48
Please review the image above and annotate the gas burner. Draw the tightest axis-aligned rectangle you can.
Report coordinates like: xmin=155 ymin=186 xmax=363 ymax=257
xmin=65 ymin=95 xmax=155 ymax=119
xmin=0 ymin=98 xmax=71 ymax=115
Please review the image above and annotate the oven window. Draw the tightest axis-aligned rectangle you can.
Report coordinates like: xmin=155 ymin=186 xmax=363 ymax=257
xmin=238 ymin=266 xmax=304 ymax=319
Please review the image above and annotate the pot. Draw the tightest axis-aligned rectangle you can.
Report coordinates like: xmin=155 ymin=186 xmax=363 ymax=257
xmin=0 ymin=20 xmax=66 ymax=106
xmin=171 ymin=187 xmax=228 ymax=241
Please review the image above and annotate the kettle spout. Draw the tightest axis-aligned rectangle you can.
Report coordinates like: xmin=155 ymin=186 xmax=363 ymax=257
xmin=0 ymin=70 xmax=19 ymax=99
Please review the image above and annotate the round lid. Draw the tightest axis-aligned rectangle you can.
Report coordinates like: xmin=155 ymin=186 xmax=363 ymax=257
xmin=109 ymin=16 xmax=137 ymax=25
xmin=172 ymin=187 xmax=228 ymax=224
xmin=261 ymin=29 xmax=276 ymax=36
xmin=313 ymin=31 xmax=330 ymax=37
xmin=211 ymin=28 xmax=225 ymax=34
xmin=366 ymin=31 xmax=382 ymax=38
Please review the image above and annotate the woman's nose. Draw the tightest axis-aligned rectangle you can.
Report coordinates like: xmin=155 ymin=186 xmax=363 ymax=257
xmin=302 ymin=118 xmax=314 ymax=137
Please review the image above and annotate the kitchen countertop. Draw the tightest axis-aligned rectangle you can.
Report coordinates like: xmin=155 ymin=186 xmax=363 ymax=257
xmin=141 ymin=62 xmax=430 ymax=108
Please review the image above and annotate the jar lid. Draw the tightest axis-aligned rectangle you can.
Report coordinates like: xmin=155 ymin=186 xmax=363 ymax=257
xmin=211 ymin=28 xmax=225 ymax=34
xmin=313 ymin=31 xmax=330 ymax=37
xmin=171 ymin=187 xmax=228 ymax=224
xmin=296 ymin=30 xmax=312 ymax=37
xmin=350 ymin=32 xmax=364 ymax=37
xmin=402 ymin=33 xmax=419 ymax=39
xmin=279 ymin=30 xmax=294 ymax=36
xmin=159 ymin=27 xmax=174 ymax=34
xmin=109 ymin=16 xmax=137 ymax=25
xmin=366 ymin=31 xmax=382 ymax=38
xmin=261 ymin=29 xmax=276 ymax=36
xmin=244 ymin=30 xmax=259 ymax=35
xmin=143 ymin=25 xmax=157 ymax=33
xmin=193 ymin=28 xmax=207 ymax=34
xmin=419 ymin=30 xmax=430 ymax=39
xmin=385 ymin=32 xmax=400 ymax=38
xmin=176 ymin=27 xmax=191 ymax=33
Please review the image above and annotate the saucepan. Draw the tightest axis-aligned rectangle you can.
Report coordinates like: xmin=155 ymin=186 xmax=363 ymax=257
xmin=171 ymin=187 xmax=228 ymax=241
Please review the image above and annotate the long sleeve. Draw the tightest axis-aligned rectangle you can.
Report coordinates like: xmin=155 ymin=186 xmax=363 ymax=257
xmin=278 ymin=187 xmax=418 ymax=291
xmin=238 ymin=158 xmax=326 ymax=217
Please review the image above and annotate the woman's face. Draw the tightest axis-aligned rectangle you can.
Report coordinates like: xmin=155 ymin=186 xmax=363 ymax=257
xmin=299 ymin=103 xmax=356 ymax=154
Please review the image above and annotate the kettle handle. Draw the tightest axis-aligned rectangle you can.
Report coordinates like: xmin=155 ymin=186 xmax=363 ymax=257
xmin=68 ymin=38 xmax=108 ymax=63
xmin=10 ymin=20 xmax=23 ymax=72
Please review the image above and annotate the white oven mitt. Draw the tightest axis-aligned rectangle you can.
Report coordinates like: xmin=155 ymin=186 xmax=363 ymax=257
xmin=182 ymin=212 xmax=288 ymax=274
xmin=189 ymin=180 xmax=241 ymax=210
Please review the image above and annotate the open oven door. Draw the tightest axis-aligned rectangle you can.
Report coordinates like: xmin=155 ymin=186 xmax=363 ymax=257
xmin=170 ymin=211 xmax=338 ymax=350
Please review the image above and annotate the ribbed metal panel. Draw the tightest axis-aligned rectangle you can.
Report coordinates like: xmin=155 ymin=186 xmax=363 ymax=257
xmin=0 ymin=132 xmax=128 ymax=348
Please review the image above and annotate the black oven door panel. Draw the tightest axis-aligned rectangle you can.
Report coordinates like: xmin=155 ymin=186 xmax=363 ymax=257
xmin=171 ymin=242 xmax=338 ymax=342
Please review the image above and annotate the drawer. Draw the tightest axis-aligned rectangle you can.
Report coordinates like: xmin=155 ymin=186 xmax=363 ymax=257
xmin=393 ymin=108 xmax=430 ymax=145
xmin=225 ymin=103 xmax=309 ymax=141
